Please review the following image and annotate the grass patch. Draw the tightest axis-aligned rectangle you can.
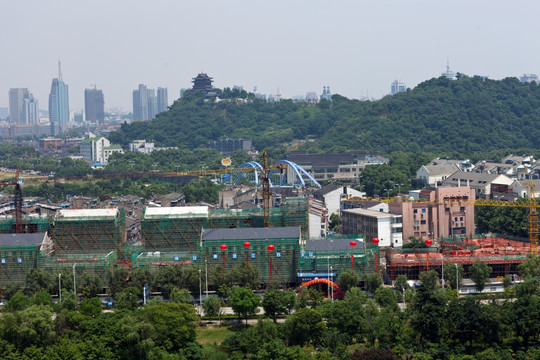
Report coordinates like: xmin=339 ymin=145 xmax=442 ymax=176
xmin=197 ymin=326 xmax=234 ymax=345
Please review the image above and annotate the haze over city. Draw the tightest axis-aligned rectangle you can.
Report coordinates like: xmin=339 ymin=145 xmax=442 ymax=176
xmin=2 ymin=0 xmax=540 ymax=111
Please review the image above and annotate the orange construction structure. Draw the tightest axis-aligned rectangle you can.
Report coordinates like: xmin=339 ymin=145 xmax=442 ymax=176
xmin=387 ymin=236 xmax=530 ymax=280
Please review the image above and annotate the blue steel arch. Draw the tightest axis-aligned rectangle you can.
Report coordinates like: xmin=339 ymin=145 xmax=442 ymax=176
xmin=223 ymin=160 xmax=321 ymax=188
xmin=269 ymin=160 xmax=321 ymax=188
xmin=222 ymin=161 xmax=264 ymax=185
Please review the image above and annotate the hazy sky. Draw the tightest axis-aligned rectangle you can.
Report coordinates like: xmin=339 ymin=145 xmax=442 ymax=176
xmin=2 ymin=0 xmax=540 ymax=112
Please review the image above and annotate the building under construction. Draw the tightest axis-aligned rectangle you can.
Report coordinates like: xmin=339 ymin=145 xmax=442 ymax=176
xmin=49 ymin=209 xmax=126 ymax=255
xmin=0 ymin=232 xmax=53 ymax=287
xmin=140 ymin=197 xmax=309 ymax=250
xmin=386 ymin=234 xmax=530 ymax=280
xmin=298 ymin=235 xmax=379 ymax=282
xmin=0 ymin=215 xmax=50 ymax=234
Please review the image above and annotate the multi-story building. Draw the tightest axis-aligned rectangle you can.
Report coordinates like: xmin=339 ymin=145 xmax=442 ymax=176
xmin=48 ymin=62 xmax=69 ymax=134
xmin=309 ymin=198 xmax=328 ymax=238
xmin=520 ymin=74 xmax=539 ymax=83
xmin=129 ymin=140 xmax=177 ymax=154
xmin=157 ymin=87 xmax=168 ymax=114
xmin=84 ymin=88 xmax=105 ymax=125
xmin=22 ymin=94 xmax=39 ymax=124
xmin=389 ymin=186 xmax=475 ymax=241
xmin=416 ymin=158 xmax=474 ymax=187
xmin=441 ymin=171 xmax=513 ymax=198
xmin=311 ymin=184 xmax=364 ymax=218
xmin=342 ymin=208 xmax=403 ymax=247
xmin=207 ymin=138 xmax=252 ymax=154
xmin=285 ymin=152 xmax=388 ymax=183
xmin=132 ymin=84 xmax=159 ymax=121
xmin=80 ymin=136 xmax=123 ymax=164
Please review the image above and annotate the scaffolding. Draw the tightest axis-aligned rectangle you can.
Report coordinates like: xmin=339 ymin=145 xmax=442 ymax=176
xmin=202 ymin=235 xmax=299 ymax=284
xmin=132 ymin=250 xmax=199 ymax=270
xmin=386 ymin=236 xmax=530 ymax=280
xmin=0 ymin=216 xmax=50 ymax=234
xmin=39 ymin=250 xmax=117 ymax=285
xmin=140 ymin=198 xmax=309 ymax=251
xmin=49 ymin=209 xmax=126 ymax=255
xmin=0 ymin=244 xmax=41 ymax=288
xmin=298 ymin=236 xmax=379 ymax=280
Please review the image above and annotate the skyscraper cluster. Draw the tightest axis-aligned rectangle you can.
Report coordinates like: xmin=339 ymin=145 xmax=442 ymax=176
xmin=132 ymin=84 xmax=168 ymax=121
xmin=8 ymin=88 xmax=39 ymax=125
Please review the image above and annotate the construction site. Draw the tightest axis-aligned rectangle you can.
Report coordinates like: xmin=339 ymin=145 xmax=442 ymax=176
xmin=386 ymin=234 xmax=531 ymax=280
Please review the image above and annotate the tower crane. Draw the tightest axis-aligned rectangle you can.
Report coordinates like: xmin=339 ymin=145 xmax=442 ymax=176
xmin=0 ymin=169 xmax=24 ymax=233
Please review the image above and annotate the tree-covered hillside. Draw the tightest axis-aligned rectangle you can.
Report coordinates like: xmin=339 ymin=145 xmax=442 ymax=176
xmin=109 ymin=76 xmax=540 ymax=154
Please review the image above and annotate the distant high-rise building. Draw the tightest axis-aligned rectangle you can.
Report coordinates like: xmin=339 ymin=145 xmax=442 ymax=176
xmin=84 ymin=87 xmax=105 ymax=125
xmin=9 ymin=88 xmax=29 ymax=124
xmin=22 ymin=94 xmax=39 ymax=125
xmin=48 ymin=61 xmax=69 ymax=134
xmin=320 ymin=86 xmax=332 ymax=101
xmin=133 ymin=84 xmax=160 ymax=121
xmin=157 ymin=87 xmax=168 ymax=113
xmin=520 ymin=74 xmax=539 ymax=83
xmin=391 ymin=79 xmax=406 ymax=95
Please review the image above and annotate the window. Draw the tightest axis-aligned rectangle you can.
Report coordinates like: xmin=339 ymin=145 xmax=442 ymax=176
xmin=460 ymin=206 xmax=465 ymax=211
xmin=420 ymin=220 xmax=426 ymax=224
xmin=421 ymin=209 xmax=426 ymax=213
xmin=460 ymin=217 xmax=463 ymax=221
xmin=413 ymin=209 xmax=418 ymax=214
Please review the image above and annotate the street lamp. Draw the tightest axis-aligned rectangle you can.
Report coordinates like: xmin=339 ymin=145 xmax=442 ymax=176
xmin=199 ymin=269 xmax=202 ymax=315
xmin=58 ymin=273 xmax=62 ymax=302
xmin=425 ymin=238 xmax=433 ymax=271
xmin=395 ymin=183 xmax=404 ymax=194
xmin=72 ymin=263 xmax=77 ymax=295
xmin=372 ymin=237 xmax=380 ymax=274
xmin=267 ymin=244 xmax=275 ymax=281
xmin=330 ymin=265 xmax=334 ymax=302
xmin=205 ymin=259 xmax=208 ymax=298
xmin=455 ymin=263 xmax=459 ymax=292
xmin=349 ymin=240 xmax=357 ymax=272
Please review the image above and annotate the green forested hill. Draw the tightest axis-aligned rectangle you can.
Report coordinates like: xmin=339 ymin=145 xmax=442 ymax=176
xmin=109 ymin=76 xmax=540 ymax=153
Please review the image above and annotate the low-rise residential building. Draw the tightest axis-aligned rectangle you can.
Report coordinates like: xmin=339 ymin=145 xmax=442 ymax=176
xmin=342 ymin=208 xmax=402 ymax=247
xmin=129 ymin=140 xmax=177 ymax=154
xmin=510 ymin=179 xmax=540 ymax=199
xmin=416 ymin=158 xmax=474 ymax=187
xmin=441 ymin=171 xmax=513 ymax=198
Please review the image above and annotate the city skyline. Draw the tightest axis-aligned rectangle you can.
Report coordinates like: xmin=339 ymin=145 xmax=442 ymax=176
xmin=2 ymin=0 xmax=540 ymax=112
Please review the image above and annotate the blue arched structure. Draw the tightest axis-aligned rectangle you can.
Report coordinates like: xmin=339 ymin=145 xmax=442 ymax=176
xmin=222 ymin=161 xmax=264 ymax=185
xmin=223 ymin=160 xmax=321 ymax=188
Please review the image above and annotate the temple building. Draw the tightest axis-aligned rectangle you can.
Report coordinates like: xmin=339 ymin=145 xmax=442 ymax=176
xmin=192 ymin=73 xmax=214 ymax=91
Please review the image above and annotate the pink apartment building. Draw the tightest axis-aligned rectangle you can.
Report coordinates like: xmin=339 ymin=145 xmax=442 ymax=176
xmin=389 ymin=186 xmax=475 ymax=241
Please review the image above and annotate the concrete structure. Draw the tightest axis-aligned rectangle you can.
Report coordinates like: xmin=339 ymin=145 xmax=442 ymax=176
xmin=308 ymin=198 xmax=327 ymax=238
xmin=80 ymin=136 xmax=123 ymax=164
xmin=520 ymin=74 xmax=539 ymax=83
xmin=84 ymin=88 xmax=105 ymax=125
xmin=342 ymin=208 xmax=402 ymax=247
xmin=312 ymin=184 xmax=364 ymax=218
xmin=441 ymin=171 xmax=513 ymax=198
xmin=128 ymin=139 xmax=176 ymax=154
xmin=9 ymin=88 xmax=29 ymax=124
xmin=389 ymin=186 xmax=475 ymax=241
xmin=38 ymin=138 xmax=63 ymax=152
xmin=48 ymin=62 xmax=69 ymax=134
xmin=286 ymin=152 xmax=388 ymax=183
xmin=320 ymin=86 xmax=332 ymax=101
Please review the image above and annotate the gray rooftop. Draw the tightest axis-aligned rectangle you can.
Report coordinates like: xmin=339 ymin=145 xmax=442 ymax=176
xmin=0 ymin=232 xmax=46 ymax=246
xmin=306 ymin=237 xmax=365 ymax=251
xmin=202 ymin=227 xmax=300 ymax=241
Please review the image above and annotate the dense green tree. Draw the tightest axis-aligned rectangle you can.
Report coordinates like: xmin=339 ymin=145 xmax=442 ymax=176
xmin=364 ymin=273 xmax=383 ymax=293
xmin=419 ymin=270 xmax=439 ymax=291
xmin=114 ymin=287 xmax=140 ymax=310
xmin=202 ymin=295 xmax=222 ymax=318
xmin=337 ymin=269 xmax=360 ymax=294
xmin=79 ymin=297 xmax=102 ymax=318
xmin=285 ymin=308 xmax=326 ymax=347
xmin=262 ymin=289 xmax=288 ymax=322
xmin=24 ymin=269 xmax=53 ymax=296
xmin=470 ymin=261 xmax=492 ymax=292
xmin=229 ymin=286 xmax=260 ymax=325
xmin=374 ymin=287 xmax=398 ymax=309
xmin=170 ymin=288 xmax=192 ymax=304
